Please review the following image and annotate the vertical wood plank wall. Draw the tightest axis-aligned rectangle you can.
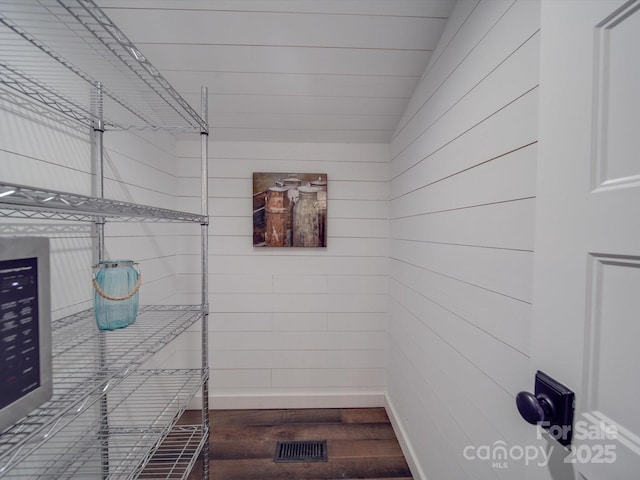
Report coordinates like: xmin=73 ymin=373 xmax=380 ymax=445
xmin=386 ymin=1 xmax=540 ymax=478
xmin=175 ymin=141 xmax=389 ymax=408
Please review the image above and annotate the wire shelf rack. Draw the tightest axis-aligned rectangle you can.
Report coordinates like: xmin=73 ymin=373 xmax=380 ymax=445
xmin=0 ymin=2 xmax=210 ymax=477
xmin=0 ymin=0 xmax=207 ymax=132
xmin=0 ymin=182 xmax=207 ymax=223
xmin=0 ymin=369 xmax=207 ymax=479
xmin=136 ymin=425 xmax=207 ymax=480
xmin=0 ymin=305 xmax=204 ymax=474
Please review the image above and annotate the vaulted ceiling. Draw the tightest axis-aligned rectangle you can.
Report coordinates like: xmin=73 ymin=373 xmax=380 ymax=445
xmin=98 ymin=0 xmax=456 ymax=143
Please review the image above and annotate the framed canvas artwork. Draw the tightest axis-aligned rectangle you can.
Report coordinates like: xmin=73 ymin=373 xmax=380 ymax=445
xmin=253 ymin=172 xmax=327 ymax=247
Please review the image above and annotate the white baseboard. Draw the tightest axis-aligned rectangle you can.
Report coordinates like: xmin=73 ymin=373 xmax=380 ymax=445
xmin=187 ymin=392 xmax=385 ymax=410
xmin=385 ymin=394 xmax=427 ymax=480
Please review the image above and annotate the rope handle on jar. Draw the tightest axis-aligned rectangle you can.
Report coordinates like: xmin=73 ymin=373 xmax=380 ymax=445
xmin=92 ymin=264 xmax=142 ymax=301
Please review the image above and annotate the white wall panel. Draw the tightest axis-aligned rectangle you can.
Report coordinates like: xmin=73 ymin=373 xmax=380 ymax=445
xmin=101 ymin=130 xmax=180 ymax=309
xmin=0 ymin=100 xmax=91 ymax=194
xmin=391 ymin=145 xmax=536 ymax=218
xmin=419 ymin=0 xmax=480 ymax=80
xmin=210 ymin=312 xmax=273 ymax=332
xmin=387 ymin=0 xmax=539 ymax=477
xmin=178 ymin=140 xmax=388 ymax=405
xmin=390 ymin=259 xmax=531 ymax=356
xmin=327 ymin=312 xmax=387 ymax=332
xmin=0 ymin=97 xmax=181 ymax=320
xmin=208 ymin=348 xmax=385 ymax=371
xmin=105 ymin=131 xmax=175 ymax=173
xmin=210 ymin=273 xmax=273 ymax=294
xmin=390 ymin=89 xmax=538 ymax=193
xmin=396 ymin=0 xmax=539 ymax=146
xmin=207 ymin=237 xmax=388 ymax=258
xmin=205 ymin=254 xmax=388 ymax=276
xmin=212 ymin=369 xmax=272 ymax=389
xmin=272 ymin=368 xmax=385 ymax=388
xmin=0 ymin=152 xmax=90 ymax=194
xmin=328 ymin=219 xmax=388 ymax=239
xmin=178 ymin=140 xmax=389 ymax=162
xmin=391 ymin=198 xmax=535 ymax=251
xmin=210 ymin=331 xmax=386 ymax=352
xmin=206 ymin=217 xmax=247 ymax=237
xmin=203 ymin=160 xmax=389 ymax=183
xmin=0 ymin=122 xmax=88 ymax=171
xmin=273 ymin=312 xmax=327 ymax=331
xmin=391 ymin=35 xmax=539 ymax=174
xmin=327 ymin=275 xmax=387 ymax=295
xmin=387 ymin=342 xmax=477 ymax=480
xmin=330 ymin=200 xmax=388 ymax=219
xmin=389 ymin=297 xmax=532 ymax=475
xmin=330 ymin=181 xmax=389 ymax=200
xmin=391 ymin=240 xmax=533 ymax=301
xmin=273 ymin=275 xmax=328 ymax=294
xmin=389 ymin=277 xmax=528 ymax=394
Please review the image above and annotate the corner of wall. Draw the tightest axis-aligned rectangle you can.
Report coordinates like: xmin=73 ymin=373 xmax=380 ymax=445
xmin=385 ymin=393 xmax=427 ymax=480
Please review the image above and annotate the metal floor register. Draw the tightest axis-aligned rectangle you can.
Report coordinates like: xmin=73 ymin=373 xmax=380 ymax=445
xmin=273 ymin=440 xmax=328 ymax=463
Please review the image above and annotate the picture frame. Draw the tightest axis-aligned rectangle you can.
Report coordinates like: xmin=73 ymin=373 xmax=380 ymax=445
xmin=253 ymin=172 xmax=327 ymax=247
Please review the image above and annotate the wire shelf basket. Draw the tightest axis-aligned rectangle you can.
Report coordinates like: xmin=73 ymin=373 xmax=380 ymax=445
xmin=0 ymin=369 xmax=207 ymax=479
xmin=0 ymin=305 xmax=204 ymax=475
xmin=0 ymin=182 xmax=207 ymax=223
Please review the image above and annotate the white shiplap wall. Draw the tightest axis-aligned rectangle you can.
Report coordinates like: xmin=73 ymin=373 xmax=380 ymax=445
xmin=1 ymin=1 xmax=548 ymax=475
xmin=0 ymin=93 xmax=182 ymax=317
xmin=387 ymin=1 xmax=539 ymax=478
xmin=173 ymin=140 xmax=389 ymax=408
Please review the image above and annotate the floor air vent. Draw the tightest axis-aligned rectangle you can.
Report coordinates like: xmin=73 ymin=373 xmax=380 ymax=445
xmin=273 ymin=440 xmax=328 ymax=463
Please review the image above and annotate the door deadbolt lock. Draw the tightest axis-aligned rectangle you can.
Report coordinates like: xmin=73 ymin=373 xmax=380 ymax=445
xmin=516 ymin=371 xmax=575 ymax=446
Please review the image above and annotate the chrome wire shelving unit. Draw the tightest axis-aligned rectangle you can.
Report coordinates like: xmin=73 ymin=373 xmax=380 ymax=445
xmin=4 ymin=369 xmax=207 ymax=479
xmin=0 ymin=1 xmax=210 ymax=479
xmin=0 ymin=182 xmax=207 ymax=223
xmin=0 ymin=0 xmax=206 ymax=131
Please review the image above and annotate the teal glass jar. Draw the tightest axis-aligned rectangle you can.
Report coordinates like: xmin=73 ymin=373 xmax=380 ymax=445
xmin=93 ymin=260 xmax=141 ymax=330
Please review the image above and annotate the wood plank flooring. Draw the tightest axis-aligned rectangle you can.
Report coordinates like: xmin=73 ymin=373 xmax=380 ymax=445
xmin=181 ymin=408 xmax=413 ymax=480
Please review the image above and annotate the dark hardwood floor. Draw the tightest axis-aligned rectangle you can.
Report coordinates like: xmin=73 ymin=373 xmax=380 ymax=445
xmin=182 ymin=408 xmax=413 ymax=480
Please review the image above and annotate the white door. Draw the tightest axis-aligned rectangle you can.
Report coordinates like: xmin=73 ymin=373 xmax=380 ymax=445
xmin=531 ymin=0 xmax=640 ymax=479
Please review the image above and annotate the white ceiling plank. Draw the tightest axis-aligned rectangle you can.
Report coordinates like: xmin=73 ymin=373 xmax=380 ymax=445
xmin=104 ymin=9 xmax=448 ymax=51
xmin=90 ymin=0 xmax=455 ymax=143
xmin=181 ymin=93 xmax=409 ymax=117
xmin=100 ymin=0 xmax=456 ymax=18
xmin=207 ymin=128 xmax=392 ymax=144
xmin=137 ymin=44 xmax=432 ymax=76
xmin=209 ymin=112 xmax=399 ymax=132
xmin=163 ymin=71 xmax=419 ymax=98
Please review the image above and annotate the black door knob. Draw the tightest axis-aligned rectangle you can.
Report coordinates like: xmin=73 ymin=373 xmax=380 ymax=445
xmin=516 ymin=391 xmax=554 ymax=424
xmin=515 ymin=371 xmax=575 ymax=447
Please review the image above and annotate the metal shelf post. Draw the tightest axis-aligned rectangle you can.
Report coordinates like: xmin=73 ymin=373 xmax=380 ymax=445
xmin=91 ymin=80 xmax=110 ymax=480
xmin=200 ymin=85 xmax=210 ymax=480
